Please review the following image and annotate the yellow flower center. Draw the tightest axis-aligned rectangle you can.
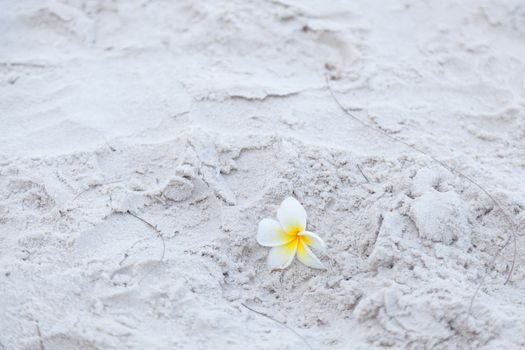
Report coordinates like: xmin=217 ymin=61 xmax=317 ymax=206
xmin=287 ymin=226 xmax=302 ymax=237
xmin=286 ymin=226 xmax=311 ymax=246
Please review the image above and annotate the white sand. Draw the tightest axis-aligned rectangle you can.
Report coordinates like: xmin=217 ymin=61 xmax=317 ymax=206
xmin=1 ymin=0 xmax=525 ymax=349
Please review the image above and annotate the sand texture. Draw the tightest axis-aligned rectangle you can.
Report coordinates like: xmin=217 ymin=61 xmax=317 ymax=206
xmin=1 ymin=0 xmax=525 ymax=349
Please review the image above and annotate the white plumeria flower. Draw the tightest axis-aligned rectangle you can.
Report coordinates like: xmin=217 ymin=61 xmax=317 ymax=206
xmin=257 ymin=197 xmax=326 ymax=271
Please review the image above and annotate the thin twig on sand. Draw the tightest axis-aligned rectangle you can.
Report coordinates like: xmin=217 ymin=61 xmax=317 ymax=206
xmin=241 ymin=302 xmax=314 ymax=350
xmin=36 ymin=321 xmax=45 ymax=350
xmin=126 ymin=210 xmax=166 ymax=284
xmin=357 ymin=164 xmax=370 ymax=183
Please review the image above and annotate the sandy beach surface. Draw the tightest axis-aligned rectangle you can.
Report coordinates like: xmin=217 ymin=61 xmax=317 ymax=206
xmin=1 ymin=0 xmax=525 ymax=349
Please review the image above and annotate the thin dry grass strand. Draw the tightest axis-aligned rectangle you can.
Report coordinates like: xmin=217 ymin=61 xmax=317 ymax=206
xmin=36 ymin=321 xmax=45 ymax=350
xmin=241 ymin=303 xmax=315 ymax=350
xmin=357 ymin=163 xmax=370 ymax=183
xmin=324 ymin=72 xmax=517 ymax=314
xmin=126 ymin=210 xmax=166 ymax=285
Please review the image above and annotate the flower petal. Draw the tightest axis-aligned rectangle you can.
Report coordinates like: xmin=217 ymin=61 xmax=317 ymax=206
xmin=277 ymin=197 xmax=307 ymax=232
xmin=297 ymin=239 xmax=325 ymax=269
xmin=257 ymin=218 xmax=294 ymax=247
xmin=267 ymin=239 xmax=298 ymax=271
xmin=298 ymin=231 xmax=326 ymax=250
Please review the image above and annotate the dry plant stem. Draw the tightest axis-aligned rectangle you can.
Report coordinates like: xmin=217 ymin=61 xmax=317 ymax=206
xmin=324 ymin=73 xmax=517 ymax=309
xmin=126 ymin=210 xmax=166 ymax=284
xmin=36 ymin=322 xmax=45 ymax=350
xmin=357 ymin=164 xmax=370 ymax=183
xmin=241 ymin=303 xmax=314 ymax=350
